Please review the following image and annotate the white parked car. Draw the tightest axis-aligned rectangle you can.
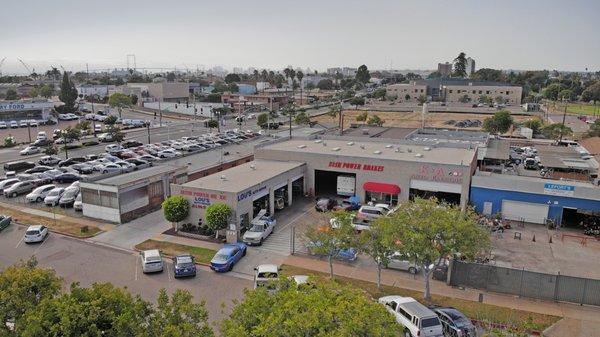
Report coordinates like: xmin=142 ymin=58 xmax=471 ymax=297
xmin=26 ymin=184 xmax=56 ymax=203
xmin=170 ymin=142 xmax=186 ymax=150
xmin=242 ymin=211 xmax=276 ymax=246
xmin=140 ymin=249 xmax=164 ymax=273
xmin=19 ymin=120 xmax=29 ymax=127
xmin=114 ymin=161 xmax=135 ymax=173
xmin=10 ymin=121 xmax=19 ymax=128
xmin=98 ymin=163 xmax=122 ymax=174
xmin=0 ymin=121 xmax=7 ymax=129
xmin=386 ymin=252 xmax=421 ymax=274
xmin=44 ymin=187 xmax=65 ymax=206
xmin=39 ymin=155 xmax=61 ymax=166
xmin=105 ymin=144 xmax=123 ymax=154
xmin=23 ymin=225 xmax=49 ymax=243
xmin=378 ymin=296 xmax=444 ymax=337
xmin=73 ymin=193 xmax=83 ymax=211
xmin=20 ymin=146 xmax=40 ymax=155
xmin=157 ymin=149 xmax=181 ymax=158
xmin=253 ymin=264 xmax=280 ymax=289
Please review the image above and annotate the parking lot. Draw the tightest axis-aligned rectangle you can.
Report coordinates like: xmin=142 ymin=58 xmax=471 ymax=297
xmin=490 ymin=224 xmax=600 ymax=279
xmin=0 ymin=222 xmax=251 ymax=324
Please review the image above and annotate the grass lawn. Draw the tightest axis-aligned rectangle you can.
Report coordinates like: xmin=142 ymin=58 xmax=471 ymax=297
xmin=135 ymin=239 xmax=216 ymax=265
xmin=0 ymin=205 xmax=101 ymax=238
xmin=281 ymin=264 xmax=560 ymax=333
xmin=548 ymin=102 xmax=600 ymax=116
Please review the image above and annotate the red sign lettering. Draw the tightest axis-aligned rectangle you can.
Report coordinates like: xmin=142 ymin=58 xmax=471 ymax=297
xmin=328 ymin=161 xmax=384 ymax=172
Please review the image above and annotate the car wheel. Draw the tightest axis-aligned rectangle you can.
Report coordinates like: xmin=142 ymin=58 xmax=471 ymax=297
xmin=37 ymin=197 xmax=42 ymax=202
xmin=259 ymin=238 xmax=263 ymax=245
xmin=11 ymin=193 xmax=16 ymax=198
xmin=404 ymin=330 xmax=412 ymax=337
xmin=242 ymin=248 xmax=247 ymax=257
xmin=228 ymin=263 xmax=233 ymax=272
xmin=408 ymin=267 xmax=417 ymax=274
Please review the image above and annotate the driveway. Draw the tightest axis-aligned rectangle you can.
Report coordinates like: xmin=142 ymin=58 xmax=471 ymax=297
xmin=89 ymin=209 xmax=170 ymax=249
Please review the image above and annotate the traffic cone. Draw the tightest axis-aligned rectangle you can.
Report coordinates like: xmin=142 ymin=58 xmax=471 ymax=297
xmin=532 ymin=235 xmax=536 ymax=242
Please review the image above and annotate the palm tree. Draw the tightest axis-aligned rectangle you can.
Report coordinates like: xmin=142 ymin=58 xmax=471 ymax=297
xmin=296 ymin=71 xmax=304 ymax=105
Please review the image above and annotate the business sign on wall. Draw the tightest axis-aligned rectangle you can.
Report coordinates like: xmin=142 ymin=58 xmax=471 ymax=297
xmin=0 ymin=102 xmax=53 ymax=111
xmin=328 ymin=161 xmax=384 ymax=172
xmin=181 ymin=189 xmax=227 ymax=209
xmin=543 ymin=183 xmax=575 ymax=197
xmin=237 ymin=185 xmax=267 ymax=202
xmin=410 ymin=164 xmax=463 ymax=184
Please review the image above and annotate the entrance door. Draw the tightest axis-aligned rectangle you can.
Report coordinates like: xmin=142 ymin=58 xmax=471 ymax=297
xmin=501 ymin=200 xmax=549 ymax=224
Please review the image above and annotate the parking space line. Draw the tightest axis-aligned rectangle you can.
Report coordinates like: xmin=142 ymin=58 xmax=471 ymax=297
xmin=33 ymin=235 xmax=49 ymax=255
xmin=15 ymin=236 xmax=24 ymax=249
xmin=134 ymin=255 xmax=138 ymax=281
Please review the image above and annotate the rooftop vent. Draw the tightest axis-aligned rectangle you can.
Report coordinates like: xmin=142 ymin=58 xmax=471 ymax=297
xmin=297 ymin=144 xmax=306 ymax=149
xmin=423 ymin=147 xmax=431 ymax=151
xmin=347 ymin=141 xmax=354 ymax=146
xmin=250 ymin=164 xmax=256 ymax=170
xmin=332 ymin=147 xmax=341 ymax=151
xmin=415 ymin=153 xmax=423 ymax=158
xmin=373 ymin=150 xmax=382 ymax=154
xmin=385 ymin=144 xmax=393 ymax=148
xmin=220 ymin=175 xmax=227 ymax=180
xmin=314 ymin=139 xmax=322 ymax=143
xmin=395 ymin=148 xmax=400 ymax=153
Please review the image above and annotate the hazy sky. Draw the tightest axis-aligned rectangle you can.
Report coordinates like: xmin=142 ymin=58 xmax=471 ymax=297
xmin=1 ymin=0 xmax=599 ymax=74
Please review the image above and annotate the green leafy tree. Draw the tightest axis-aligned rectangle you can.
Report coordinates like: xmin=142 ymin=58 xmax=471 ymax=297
xmin=355 ymin=64 xmax=371 ymax=84
xmin=471 ymin=68 xmax=505 ymax=82
xmin=367 ymin=114 xmax=384 ymax=127
xmin=76 ymin=120 xmax=91 ymax=134
xmin=294 ymin=111 xmax=310 ymax=125
xmin=482 ymin=110 xmax=513 ymax=134
xmin=317 ymin=79 xmax=334 ymax=90
xmin=417 ymin=94 xmax=427 ymax=105
xmin=358 ymin=218 xmax=399 ymax=290
xmin=257 ymin=112 xmax=269 ymax=126
xmin=108 ymin=93 xmax=133 ymax=119
xmin=106 ymin=125 xmax=125 ymax=144
xmin=29 ymin=87 xmax=39 ymax=98
xmin=458 ymin=95 xmax=470 ymax=103
xmin=103 ymin=115 xmax=118 ymax=125
xmin=372 ymin=88 xmax=387 ymax=100
xmin=453 ymin=52 xmax=467 ymax=77
xmin=581 ymin=81 xmax=600 ymax=102
xmin=494 ymin=96 xmax=506 ymax=104
xmin=225 ymin=73 xmax=241 ymax=83
xmin=558 ymin=89 xmax=575 ymax=101
xmin=149 ymin=289 xmax=214 ymax=337
xmin=350 ymin=96 xmax=365 ymax=109
xmin=39 ymin=84 xmax=54 ymax=98
xmin=522 ymin=119 xmax=542 ymax=135
xmin=221 ymin=278 xmax=402 ymax=337
xmin=0 ymin=258 xmax=61 ymax=334
xmin=162 ymin=195 xmax=190 ymax=227
xmin=44 ymin=145 xmax=58 ymax=155
xmin=60 ymin=126 xmax=82 ymax=159
xmin=586 ymin=119 xmax=600 ymax=138
xmin=58 ymin=72 xmax=78 ymax=112
xmin=540 ymin=123 xmax=573 ymax=140
xmin=404 ymin=94 xmax=411 ymax=101
xmin=542 ymin=83 xmax=562 ymax=100
xmin=4 ymin=135 xmax=16 ymax=147
xmin=205 ymin=203 xmax=232 ymax=235
xmin=19 ymin=283 xmax=152 ymax=337
xmin=479 ymin=95 xmax=492 ymax=105
xmin=356 ymin=111 xmax=368 ymax=122
xmin=304 ymin=211 xmax=357 ymax=279
xmin=5 ymin=88 xmax=19 ymax=100
xmin=328 ymin=104 xmax=342 ymax=118
xmin=206 ymin=119 xmax=219 ymax=128
xmin=166 ymin=72 xmax=176 ymax=82
xmin=130 ymin=94 xmax=138 ymax=105
xmin=386 ymin=198 xmax=490 ymax=301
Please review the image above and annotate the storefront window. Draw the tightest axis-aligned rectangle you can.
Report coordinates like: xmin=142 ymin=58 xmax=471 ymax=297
xmin=365 ymin=191 xmax=398 ymax=205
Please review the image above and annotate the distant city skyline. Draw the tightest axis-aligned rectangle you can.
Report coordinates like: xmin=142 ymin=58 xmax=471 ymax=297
xmin=1 ymin=0 xmax=599 ymax=75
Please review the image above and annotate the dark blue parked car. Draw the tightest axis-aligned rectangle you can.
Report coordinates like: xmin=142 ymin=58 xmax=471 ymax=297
xmin=172 ymin=254 xmax=196 ymax=278
xmin=210 ymin=243 xmax=247 ymax=272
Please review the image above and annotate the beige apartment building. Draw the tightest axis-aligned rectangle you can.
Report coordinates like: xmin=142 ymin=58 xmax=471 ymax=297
xmin=386 ymin=83 xmax=428 ymax=102
xmin=443 ymin=84 xmax=522 ymax=105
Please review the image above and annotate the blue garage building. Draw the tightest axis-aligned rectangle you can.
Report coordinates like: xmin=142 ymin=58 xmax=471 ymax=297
xmin=470 ymin=171 xmax=600 ymax=225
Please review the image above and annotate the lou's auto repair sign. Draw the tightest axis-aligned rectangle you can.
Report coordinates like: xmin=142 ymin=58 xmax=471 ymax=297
xmin=181 ymin=189 xmax=227 ymax=209
xmin=328 ymin=161 xmax=384 ymax=172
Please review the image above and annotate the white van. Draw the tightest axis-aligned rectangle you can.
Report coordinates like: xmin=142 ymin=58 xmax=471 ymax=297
xmin=336 ymin=175 xmax=355 ymax=196
xmin=379 ymin=296 xmax=444 ymax=337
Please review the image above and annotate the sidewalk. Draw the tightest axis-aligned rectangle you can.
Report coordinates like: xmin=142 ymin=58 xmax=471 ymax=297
xmin=283 ymin=254 xmax=600 ymax=324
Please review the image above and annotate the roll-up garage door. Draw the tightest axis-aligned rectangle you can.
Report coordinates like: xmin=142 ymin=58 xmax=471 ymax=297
xmin=501 ymin=200 xmax=549 ymax=224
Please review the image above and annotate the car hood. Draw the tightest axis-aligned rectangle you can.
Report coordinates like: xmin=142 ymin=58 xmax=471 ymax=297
xmin=243 ymin=231 xmax=264 ymax=240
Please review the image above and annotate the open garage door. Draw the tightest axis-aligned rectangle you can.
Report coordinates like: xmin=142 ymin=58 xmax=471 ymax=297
xmin=314 ymin=170 xmax=355 ymax=197
xmin=501 ymin=200 xmax=549 ymax=224
xmin=409 ymin=179 xmax=462 ymax=205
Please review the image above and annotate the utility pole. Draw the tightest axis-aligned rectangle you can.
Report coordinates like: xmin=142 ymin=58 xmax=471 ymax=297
xmin=146 ymin=123 xmax=151 ymax=144
xmin=558 ymin=100 xmax=568 ymax=142
xmin=158 ymin=99 xmax=163 ymax=127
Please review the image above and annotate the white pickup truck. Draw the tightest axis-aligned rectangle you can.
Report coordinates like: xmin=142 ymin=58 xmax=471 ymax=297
xmin=242 ymin=209 xmax=276 ymax=246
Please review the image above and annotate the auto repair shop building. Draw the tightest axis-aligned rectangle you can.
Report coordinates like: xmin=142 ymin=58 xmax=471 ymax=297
xmin=254 ymin=138 xmax=478 ymax=210
xmin=171 ymin=160 xmax=306 ymax=235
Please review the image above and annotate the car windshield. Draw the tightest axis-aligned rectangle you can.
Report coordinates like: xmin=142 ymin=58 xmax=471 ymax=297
xmin=48 ymin=189 xmax=61 ymax=196
xmin=25 ymin=230 xmax=39 ymax=235
xmin=444 ymin=310 xmax=470 ymax=327
xmin=420 ymin=317 xmax=441 ymax=328
xmin=213 ymin=253 xmax=229 ymax=262
xmin=63 ymin=189 xmax=77 ymax=198
xmin=248 ymin=224 xmax=265 ymax=232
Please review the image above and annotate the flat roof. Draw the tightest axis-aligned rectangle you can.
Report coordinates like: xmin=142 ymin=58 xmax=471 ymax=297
xmin=260 ymin=139 xmax=475 ymax=166
xmin=538 ymin=145 xmax=598 ymax=170
xmin=95 ymin=165 xmax=184 ymax=186
xmin=180 ymin=160 xmax=305 ymax=193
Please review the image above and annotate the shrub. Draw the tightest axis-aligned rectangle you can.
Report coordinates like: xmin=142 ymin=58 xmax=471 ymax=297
xmin=205 ymin=203 xmax=232 ymax=234
xmin=162 ymin=196 xmax=189 ymax=224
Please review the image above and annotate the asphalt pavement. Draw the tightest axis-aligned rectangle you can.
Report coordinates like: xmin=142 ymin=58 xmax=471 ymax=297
xmin=0 ymin=222 xmax=251 ymax=324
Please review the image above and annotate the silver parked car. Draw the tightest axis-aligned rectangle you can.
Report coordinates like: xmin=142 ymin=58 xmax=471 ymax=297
xmin=140 ymin=249 xmax=164 ymax=273
xmin=26 ymin=184 xmax=56 ymax=203
xmin=4 ymin=180 xmax=36 ymax=198
xmin=44 ymin=187 xmax=65 ymax=206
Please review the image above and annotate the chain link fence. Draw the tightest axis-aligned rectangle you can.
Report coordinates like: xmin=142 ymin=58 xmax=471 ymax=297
xmin=450 ymin=260 xmax=600 ymax=306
